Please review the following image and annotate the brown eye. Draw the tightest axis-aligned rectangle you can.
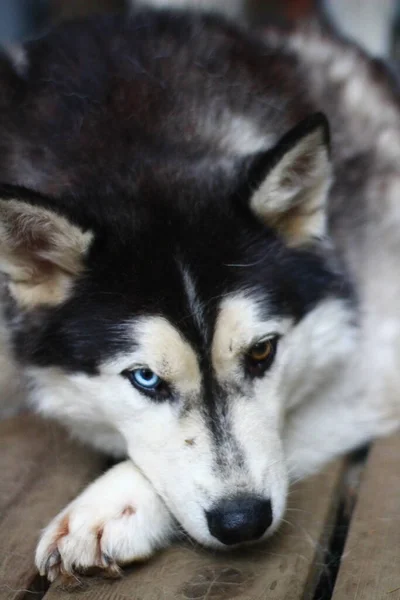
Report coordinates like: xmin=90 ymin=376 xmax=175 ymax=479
xmin=245 ymin=337 xmax=278 ymax=377
xmin=249 ymin=341 xmax=273 ymax=362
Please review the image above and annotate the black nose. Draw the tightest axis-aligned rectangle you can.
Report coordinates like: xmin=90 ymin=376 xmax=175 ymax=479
xmin=205 ymin=496 xmax=273 ymax=545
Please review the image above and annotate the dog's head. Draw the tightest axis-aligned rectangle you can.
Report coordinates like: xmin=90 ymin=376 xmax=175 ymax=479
xmin=0 ymin=111 xmax=356 ymax=547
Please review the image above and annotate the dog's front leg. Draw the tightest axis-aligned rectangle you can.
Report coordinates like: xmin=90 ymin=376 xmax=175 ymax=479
xmin=36 ymin=460 xmax=175 ymax=582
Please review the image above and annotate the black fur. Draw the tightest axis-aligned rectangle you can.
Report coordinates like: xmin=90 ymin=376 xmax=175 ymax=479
xmin=0 ymin=11 xmax=353 ymax=379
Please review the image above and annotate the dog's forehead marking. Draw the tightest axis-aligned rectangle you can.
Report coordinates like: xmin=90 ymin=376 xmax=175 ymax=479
xmin=212 ymin=294 xmax=290 ymax=377
xmin=179 ymin=263 xmax=206 ymax=337
xmin=134 ymin=317 xmax=201 ymax=393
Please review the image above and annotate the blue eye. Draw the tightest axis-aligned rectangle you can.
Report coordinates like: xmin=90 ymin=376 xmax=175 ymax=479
xmin=122 ymin=367 xmax=171 ymax=400
xmin=130 ymin=368 xmax=161 ymax=390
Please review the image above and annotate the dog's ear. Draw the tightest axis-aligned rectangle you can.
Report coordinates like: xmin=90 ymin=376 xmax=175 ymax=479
xmin=245 ymin=113 xmax=331 ymax=247
xmin=0 ymin=197 xmax=93 ymax=309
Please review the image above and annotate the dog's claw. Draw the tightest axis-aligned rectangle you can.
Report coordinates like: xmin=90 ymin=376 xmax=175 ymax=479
xmin=101 ymin=552 xmax=112 ymax=566
xmin=42 ymin=548 xmax=61 ymax=580
xmin=100 ymin=553 xmax=122 ymax=578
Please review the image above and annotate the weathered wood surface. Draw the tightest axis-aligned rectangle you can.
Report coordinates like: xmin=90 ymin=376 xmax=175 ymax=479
xmin=45 ymin=461 xmax=344 ymax=600
xmin=331 ymin=434 xmax=400 ymax=600
xmin=0 ymin=415 xmax=105 ymax=600
xmin=7 ymin=415 xmax=400 ymax=600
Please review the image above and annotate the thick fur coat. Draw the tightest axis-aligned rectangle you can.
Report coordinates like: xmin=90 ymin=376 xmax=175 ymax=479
xmin=0 ymin=0 xmax=399 ymax=580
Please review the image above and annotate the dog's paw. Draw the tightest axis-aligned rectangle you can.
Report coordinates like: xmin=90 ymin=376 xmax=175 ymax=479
xmin=35 ymin=461 xmax=174 ymax=582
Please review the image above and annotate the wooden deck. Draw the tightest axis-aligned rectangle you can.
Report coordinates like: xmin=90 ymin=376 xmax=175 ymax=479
xmin=0 ymin=415 xmax=399 ymax=600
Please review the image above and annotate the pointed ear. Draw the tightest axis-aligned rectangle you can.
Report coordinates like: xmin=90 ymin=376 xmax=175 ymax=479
xmin=0 ymin=196 xmax=93 ymax=309
xmin=247 ymin=113 xmax=332 ymax=246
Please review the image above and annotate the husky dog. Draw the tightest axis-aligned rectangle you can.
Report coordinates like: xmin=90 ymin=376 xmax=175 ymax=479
xmin=0 ymin=0 xmax=399 ymax=581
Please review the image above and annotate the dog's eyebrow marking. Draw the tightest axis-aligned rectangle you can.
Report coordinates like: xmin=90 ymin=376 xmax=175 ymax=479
xmin=133 ymin=316 xmax=202 ymax=394
xmin=212 ymin=294 xmax=263 ymax=366
xmin=212 ymin=293 xmax=290 ymax=377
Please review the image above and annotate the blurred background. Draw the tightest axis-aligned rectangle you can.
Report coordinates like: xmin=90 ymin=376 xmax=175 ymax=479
xmin=0 ymin=0 xmax=399 ymax=60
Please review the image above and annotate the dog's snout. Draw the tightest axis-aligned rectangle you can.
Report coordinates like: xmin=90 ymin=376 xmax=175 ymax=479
xmin=205 ymin=495 xmax=273 ymax=545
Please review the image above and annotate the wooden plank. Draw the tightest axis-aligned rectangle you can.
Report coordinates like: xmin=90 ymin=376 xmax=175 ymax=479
xmin=332 ymin=434 xmax=400 ymax=600
xmin=0 ymin=415 xmax=57 ymax=521
xmin=0 ymin=415 xmax=105 ymax=600
xmin=45 ymin=460 xmax=345 ymax=600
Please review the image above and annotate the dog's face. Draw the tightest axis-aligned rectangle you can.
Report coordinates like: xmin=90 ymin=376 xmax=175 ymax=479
xmin=0 ymin=109 xmax=356 ymax=547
